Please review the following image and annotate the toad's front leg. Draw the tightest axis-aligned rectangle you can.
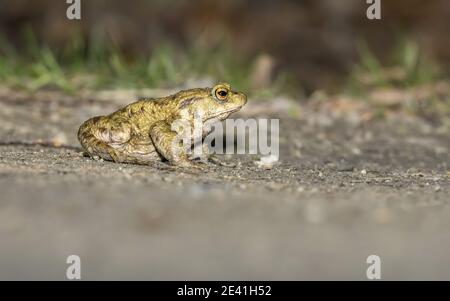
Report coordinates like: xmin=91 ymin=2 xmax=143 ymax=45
xmin=149 ymin=120 xmax=204 ymax=168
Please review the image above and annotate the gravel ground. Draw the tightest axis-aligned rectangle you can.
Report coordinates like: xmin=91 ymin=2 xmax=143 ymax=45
xmin=0 ymin=88 xmax=449 ymax=280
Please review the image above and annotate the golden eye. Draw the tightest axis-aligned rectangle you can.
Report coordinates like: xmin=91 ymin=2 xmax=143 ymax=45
xmin=215 ymin=88 xmax=228 ymax=100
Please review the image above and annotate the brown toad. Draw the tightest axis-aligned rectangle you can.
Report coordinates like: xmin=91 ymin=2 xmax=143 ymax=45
xmin=78 ymin=83 xmax=247 ymax=167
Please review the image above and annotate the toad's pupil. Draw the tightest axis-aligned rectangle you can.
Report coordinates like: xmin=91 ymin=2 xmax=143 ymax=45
xmin=218 ymin=91 xmax=227 ymax=97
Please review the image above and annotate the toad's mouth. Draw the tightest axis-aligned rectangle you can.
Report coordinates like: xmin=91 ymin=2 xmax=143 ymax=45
xmin=207 ymin=106 xmax=243 ymax=121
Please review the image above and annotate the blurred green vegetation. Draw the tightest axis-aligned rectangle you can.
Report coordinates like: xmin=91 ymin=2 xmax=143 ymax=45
xmin=346 ymin=37 xmax=442 ymax=95
xmin=1 ymin=28 xmax=449 ymax=119
xmin=344 ymin=37 xmax=450 ymax=118
xmin=0 ymin=28 xmax=292 ymax=96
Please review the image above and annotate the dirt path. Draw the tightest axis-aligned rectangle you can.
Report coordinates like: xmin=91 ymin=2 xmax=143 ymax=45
xmin=0 ymin=90 xmax=449 ymax=280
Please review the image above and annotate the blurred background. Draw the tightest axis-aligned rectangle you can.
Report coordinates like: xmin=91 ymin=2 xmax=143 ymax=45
xmin=0 ymin=0 xmax=449 ymax=98
xmin=2 ymin=0 xmax=450 ymax=281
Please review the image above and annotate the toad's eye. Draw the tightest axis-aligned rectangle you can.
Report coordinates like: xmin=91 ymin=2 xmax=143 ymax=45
xmin=215 ymin=89 xmax=228 ymax=100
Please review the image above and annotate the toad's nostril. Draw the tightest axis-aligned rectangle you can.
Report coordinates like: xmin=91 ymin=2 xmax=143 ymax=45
xmin=238 ymin=92 xmax=247 ymax=104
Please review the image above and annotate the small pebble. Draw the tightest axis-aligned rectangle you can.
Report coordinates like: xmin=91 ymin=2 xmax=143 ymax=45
xmin=254 ymin=154 xmax=279 ymax=169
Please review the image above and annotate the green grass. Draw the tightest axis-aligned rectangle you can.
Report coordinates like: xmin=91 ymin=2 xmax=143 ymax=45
xmin=0 ymin=29 xmax=293 ymax=96
xmin=345 ymin=37 xmax=442 ymax=95
xmin=342 ymin=37 xmax=450 ymax=118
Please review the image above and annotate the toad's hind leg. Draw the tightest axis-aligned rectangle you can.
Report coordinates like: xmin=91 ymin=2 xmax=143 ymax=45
xmin=78 ymin=116 xmax=157 ymax=164
xmin=77 ymin=116 xmax=126 ymax=162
